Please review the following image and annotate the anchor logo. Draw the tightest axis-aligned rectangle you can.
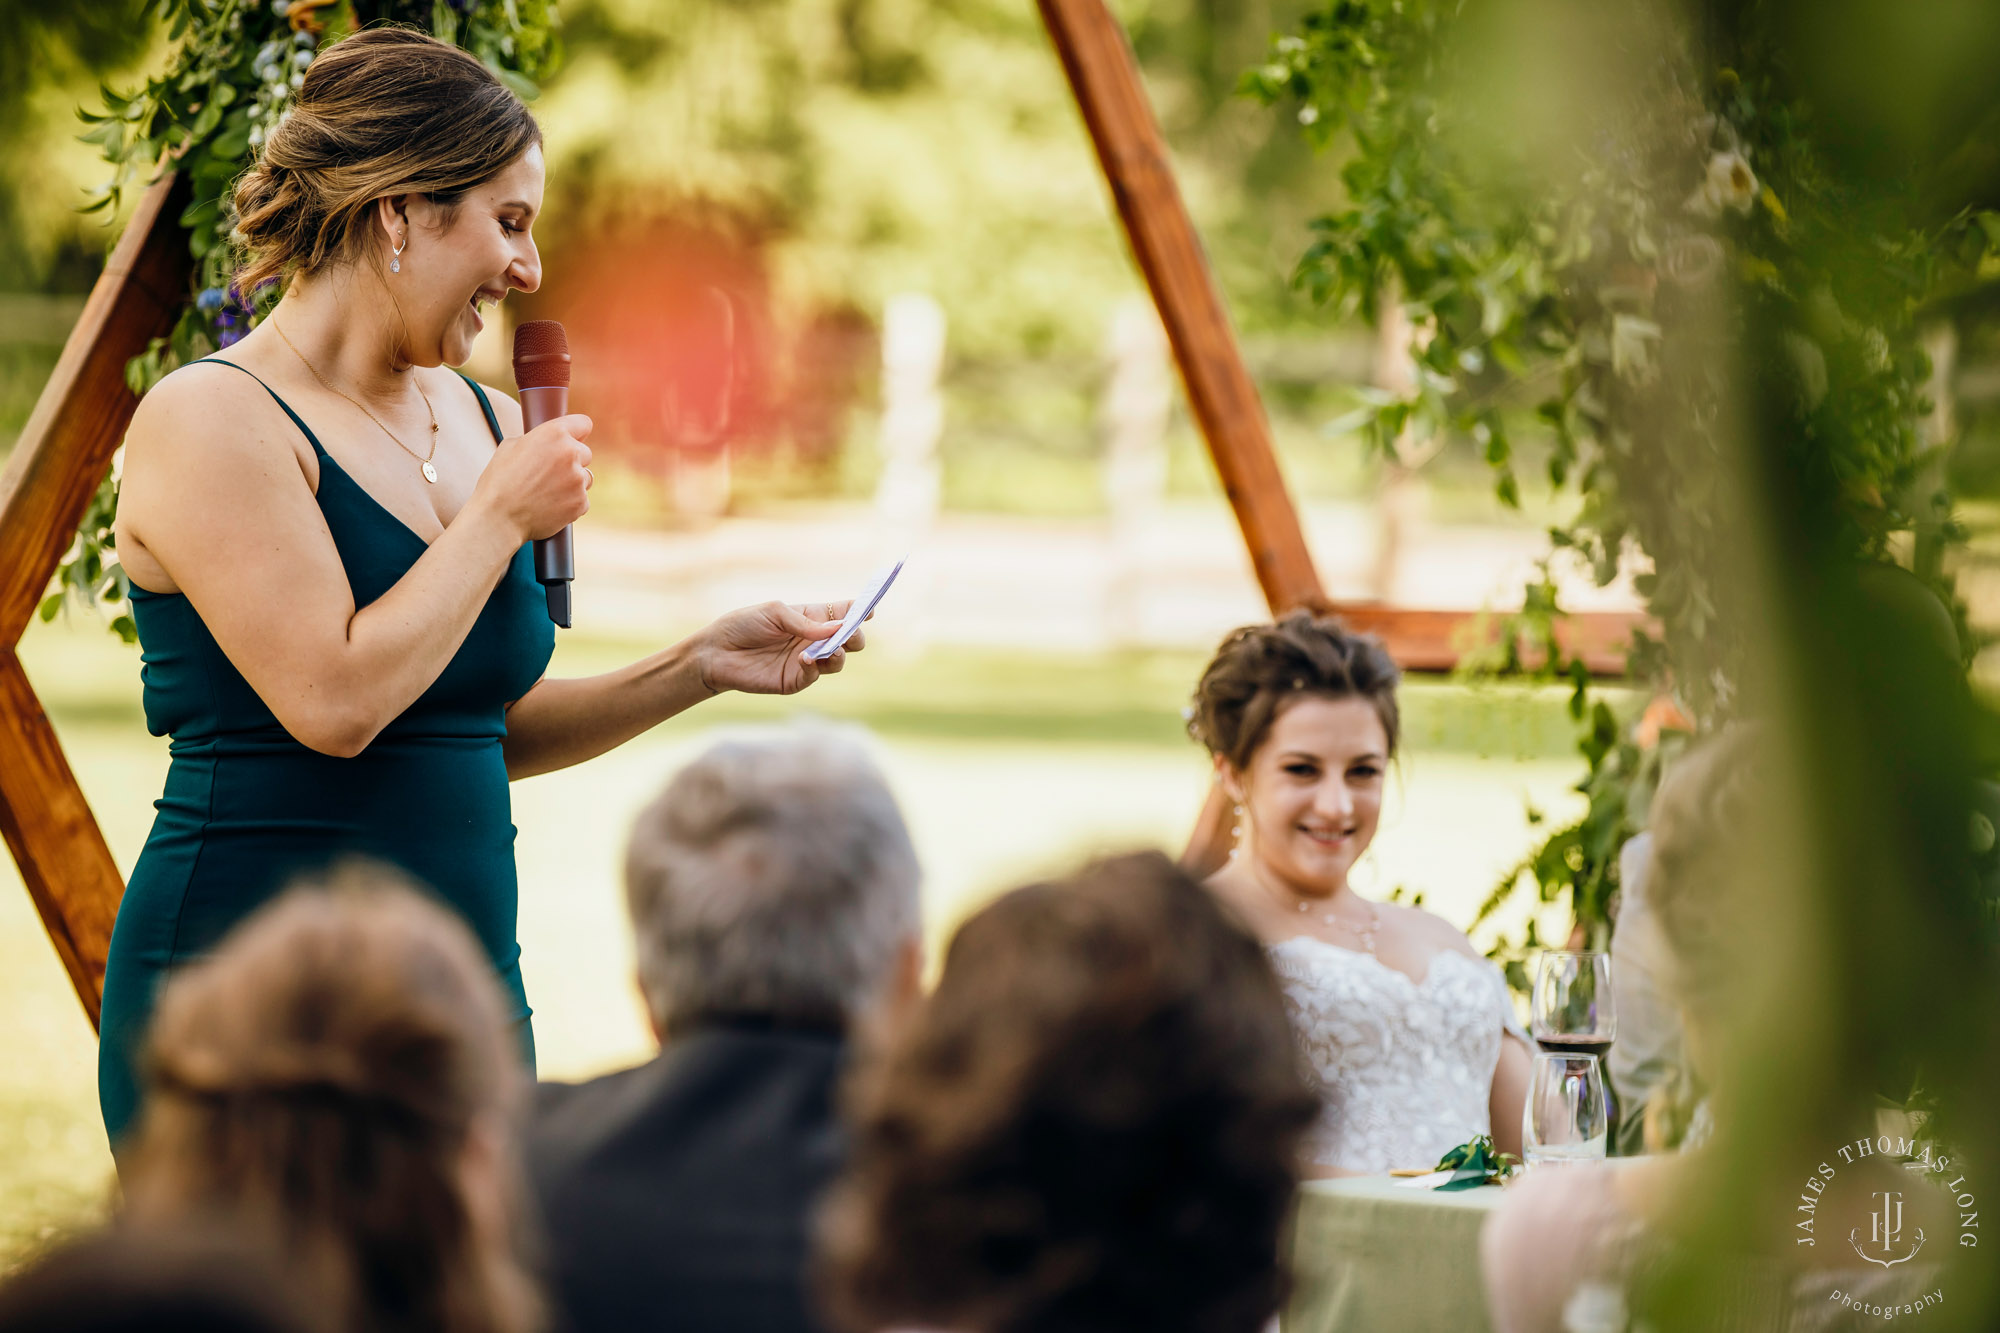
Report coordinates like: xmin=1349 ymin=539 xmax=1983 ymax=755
xmin=1850 ymin=1190 xmax=1926 ymax=1268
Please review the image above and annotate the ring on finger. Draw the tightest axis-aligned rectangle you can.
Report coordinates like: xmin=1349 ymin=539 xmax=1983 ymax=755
xmin=584 ymin=466 xmax=594 ymax=487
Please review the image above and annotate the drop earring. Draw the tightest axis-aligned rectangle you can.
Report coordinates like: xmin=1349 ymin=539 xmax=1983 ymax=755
xmin=391 ymin=236 xmax=405 ymax=274
xmin=1228 ymin=803 xmax=1245 ymax=859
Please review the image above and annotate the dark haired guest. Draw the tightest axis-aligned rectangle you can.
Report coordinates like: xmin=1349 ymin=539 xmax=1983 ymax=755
xmin=1188 ymin=611 xmax=1532 ymax=1175
xmin=818 ymin=851 xmax=1316 ymax=1333
xmin=0 ymin=1228 xmax=317 ymax=1333
xmin=529 ymin=726 xmax=924 ymax=1333
xmin=121 ymin=866 xmax=541 ymax=1333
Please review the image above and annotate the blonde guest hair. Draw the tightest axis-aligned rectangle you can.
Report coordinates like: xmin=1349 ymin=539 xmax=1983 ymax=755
xmin=229 ymin=27 xmax=541 ymax=296
xmin=121 ymin=863 xmax=541 ymax=1333
xmin=1636 ymin=725 xmax=1770 ymax=1150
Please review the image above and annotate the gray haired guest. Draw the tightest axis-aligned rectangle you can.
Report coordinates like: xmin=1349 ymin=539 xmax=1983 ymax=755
xmin=527 ymin=725 xmax=924 ymax=1333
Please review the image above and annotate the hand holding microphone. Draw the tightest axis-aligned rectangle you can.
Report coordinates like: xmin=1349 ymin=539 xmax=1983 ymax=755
xmin=476 ymin=412 xmax=593 ymax=541
xmin=512 ymin=320 xmax=586 ymax=627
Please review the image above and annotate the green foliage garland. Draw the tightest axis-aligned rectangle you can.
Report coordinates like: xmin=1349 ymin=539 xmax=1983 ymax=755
xmin=40 ymin=0 xmax=559 ymax=643
xmin=1245 ymin=0 xmax=1995 ymax=970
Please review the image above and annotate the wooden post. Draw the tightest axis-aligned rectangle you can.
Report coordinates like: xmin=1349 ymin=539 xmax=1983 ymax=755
xmin=0 ymin=170 xmax=192 ymax=1026
xmin=0 ymin=654 xmax=124 ymax=1026
xmin=1037 ymin=0 xmax=1325 ymax=615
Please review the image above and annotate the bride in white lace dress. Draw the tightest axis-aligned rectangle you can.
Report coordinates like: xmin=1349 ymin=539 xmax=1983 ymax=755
xmin=1188 ymin=613 xmax=1531 ymax=1177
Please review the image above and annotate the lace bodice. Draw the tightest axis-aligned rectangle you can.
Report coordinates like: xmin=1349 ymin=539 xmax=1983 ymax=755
xmin=1267 ymin=937 xmax=1523 ymax=1174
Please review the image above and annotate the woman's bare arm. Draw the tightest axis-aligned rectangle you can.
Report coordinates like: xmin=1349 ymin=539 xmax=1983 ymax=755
xmin=118 ymin=365 xmax=590 ymax=757
xmin=1490 ymin=1031 xmax=1532 ymax=1159
xmin=501 ymin=600 xmax=860 ymax=779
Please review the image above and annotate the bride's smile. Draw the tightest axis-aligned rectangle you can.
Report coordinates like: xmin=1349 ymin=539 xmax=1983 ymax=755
xmin=1230 ymin=694 xmax=1389 ymax=894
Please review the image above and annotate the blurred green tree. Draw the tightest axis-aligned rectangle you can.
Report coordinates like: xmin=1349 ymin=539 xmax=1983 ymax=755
xmin=1246 ymin=0 xmax=2000 ymax=969
xmin=0 ymin=1 xmax=152 ymax=290
xmin=532 ymin=0 xmax=1340 ymax=359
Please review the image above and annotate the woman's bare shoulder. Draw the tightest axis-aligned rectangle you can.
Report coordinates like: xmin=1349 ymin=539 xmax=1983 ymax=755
xmin=126 ymin=359 xmax=301 ymax=459
xmin=471 ymin=380 xmax=524 ymax=435
xmin=1379 ymin=899 xmax=1484 ymax=958
xmin=121 ymin=359 xmax=318 ymax=513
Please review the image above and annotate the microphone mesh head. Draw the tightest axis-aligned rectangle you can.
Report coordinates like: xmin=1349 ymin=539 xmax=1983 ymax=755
xmin=512 ymin=320 xmax=571 ymax=389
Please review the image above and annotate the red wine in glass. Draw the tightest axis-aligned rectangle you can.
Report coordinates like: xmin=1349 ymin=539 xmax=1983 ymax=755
xmin=1534 ymin=1034 xmax=1614 ymax=1063
xmin=1530 ymin=951 xmax=1619 ymax=1149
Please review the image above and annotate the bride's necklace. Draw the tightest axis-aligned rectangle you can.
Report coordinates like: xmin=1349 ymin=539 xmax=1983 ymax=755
xmin=274 ymin=319 xmax=441 ymax=483
xmin=1249 ymin=862 xmax=1381 ymax=954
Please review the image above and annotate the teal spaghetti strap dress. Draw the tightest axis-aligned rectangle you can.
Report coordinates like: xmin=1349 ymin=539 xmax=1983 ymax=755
xmin=98 ymin=358 xmax=554 ymax=1143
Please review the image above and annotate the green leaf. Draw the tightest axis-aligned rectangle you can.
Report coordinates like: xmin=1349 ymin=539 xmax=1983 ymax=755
xmin=38 ymin=592 xmax=63 ymax=624
xmin=189 ymin=98 xmax=223 ymax=142
xmin=209 ymin=111 xmax=251 ymax=160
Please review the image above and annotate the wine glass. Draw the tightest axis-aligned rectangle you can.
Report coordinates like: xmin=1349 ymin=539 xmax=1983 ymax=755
xmin=1530 ymin=950 xmax=1616 ymax=1060
xmin=1521 ymin=1052 xmax=1610 ymax=1167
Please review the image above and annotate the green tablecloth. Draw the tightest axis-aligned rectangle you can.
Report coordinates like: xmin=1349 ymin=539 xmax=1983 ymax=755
xmin=1284 ymin=1176 xmax=1506 ymax=1333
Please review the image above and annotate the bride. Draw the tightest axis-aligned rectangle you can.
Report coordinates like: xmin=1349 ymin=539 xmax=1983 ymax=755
xmin=1190 ymin=613 xmax=1531 ymax=1176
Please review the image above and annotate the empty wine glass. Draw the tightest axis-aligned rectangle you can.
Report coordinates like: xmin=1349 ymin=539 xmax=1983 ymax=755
xmin=1530 ymin=950 xmax=1616 ymax=1059
xmin=1521 ymin=1051 xmax=1610 ymax=1167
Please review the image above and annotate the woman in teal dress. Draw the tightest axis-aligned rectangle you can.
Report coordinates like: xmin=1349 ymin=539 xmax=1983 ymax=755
xmin=100 ymin=29 xmax=863 ymax=1143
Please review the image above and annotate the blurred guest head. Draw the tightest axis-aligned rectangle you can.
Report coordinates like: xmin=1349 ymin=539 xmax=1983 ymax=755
xmin=818 ymin=851 xmax=1316 ymax=1333
xmin=1190 ymin=612 xmax=1402 ymax=893
xmin=121 ymin=864 xmax=539 ymax=1333
xmin=0 ymin=1227 xmax=316 ymax=1333
xmin=623 ymin=724 xmax=923 ymax=1039
xmin=1639 ymin=724 xmax=1774 ymax=1142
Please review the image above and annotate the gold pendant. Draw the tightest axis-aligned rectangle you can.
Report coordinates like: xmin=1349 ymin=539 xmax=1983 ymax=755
xmin=421 ymin=461 xmax=438 ymax=484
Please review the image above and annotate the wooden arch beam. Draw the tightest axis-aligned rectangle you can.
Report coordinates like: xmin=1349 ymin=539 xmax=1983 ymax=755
xmin=1034 ymin=0 xmax=1642 ymax=674
xmin=0 ymin=172 xmax=191 ymax=1025
xmin=1036 ymin=0 xmax=1324 ymax=615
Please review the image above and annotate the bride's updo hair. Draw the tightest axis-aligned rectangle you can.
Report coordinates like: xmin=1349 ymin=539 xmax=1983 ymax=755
xmin=121 ymin=863 xmax=538 ymax=1333
xmin=1188 ymin=611 xmax=1402 ymax=769
xmin=230 ymin=27 xmax=541 ymax=296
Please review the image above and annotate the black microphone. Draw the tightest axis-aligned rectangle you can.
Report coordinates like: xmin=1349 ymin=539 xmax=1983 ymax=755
xmin=512 ymin=319 xmax=574 ymax=628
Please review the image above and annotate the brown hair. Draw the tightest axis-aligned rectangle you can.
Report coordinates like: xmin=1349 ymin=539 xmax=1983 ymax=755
xmin=1188 ymin=611 xmax=1402 ymax=770
xmin=121 ymin=864 xmax=540 ymax=1333
xmin=818 ymin=852 xmax=1316 ymax=1333
xmin=230 ymin=27 xmax=541 ymax=296
xmin=0 ymin=1227 xmax=321 ymax=1333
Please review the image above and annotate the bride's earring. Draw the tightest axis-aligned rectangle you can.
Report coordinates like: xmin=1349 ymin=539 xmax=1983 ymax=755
xmin=391 ymin=235 xmax=406 ymax=274
xmin=1228 ymin=803 xmax=1245 ymax=859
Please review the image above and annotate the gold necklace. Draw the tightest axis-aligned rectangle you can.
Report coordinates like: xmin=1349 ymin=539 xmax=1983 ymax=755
xmin=272 ymin=319 xmax=441 ymax=484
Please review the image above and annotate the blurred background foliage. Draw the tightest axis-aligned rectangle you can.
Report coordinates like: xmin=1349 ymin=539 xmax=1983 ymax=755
xmin=1245 ymin=0 xmax=2000 ymax=1004
xmin=0 ymin=0 xmax=1406 ymax=505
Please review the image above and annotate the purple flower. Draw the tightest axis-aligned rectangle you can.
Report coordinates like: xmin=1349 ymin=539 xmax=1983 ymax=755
xmin=218 ymin=327 xmax=245 ymax=348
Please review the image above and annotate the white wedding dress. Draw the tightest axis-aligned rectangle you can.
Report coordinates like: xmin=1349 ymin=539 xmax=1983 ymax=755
xmin=1267 ymin=935 xmax=1525 ymax=1174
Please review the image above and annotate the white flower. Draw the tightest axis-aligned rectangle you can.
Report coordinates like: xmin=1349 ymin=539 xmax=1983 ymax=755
xmin=1685 ymin=151 xmax=1758 ymax=218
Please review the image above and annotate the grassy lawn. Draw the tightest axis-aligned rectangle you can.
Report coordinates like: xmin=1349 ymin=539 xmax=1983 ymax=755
xmin=0 ymin=616 xmax=1592 ymax=1268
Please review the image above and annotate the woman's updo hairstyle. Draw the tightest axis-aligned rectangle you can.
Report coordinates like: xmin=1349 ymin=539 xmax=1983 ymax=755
xmin=230 ymin=27 xmax=541 ymax=297
xmin=1188 ymin=611 xmax=1402 ymax=771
